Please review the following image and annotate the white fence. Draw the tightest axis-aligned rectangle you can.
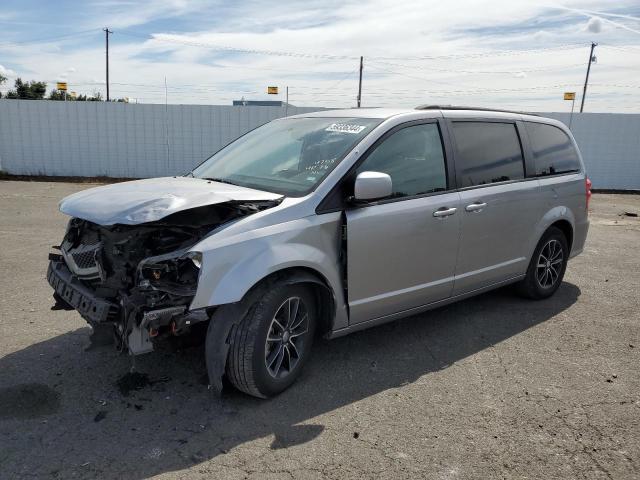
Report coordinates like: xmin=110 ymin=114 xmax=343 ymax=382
xmin=542 ymin=112 xmax=640 ymax=191
xmin=0 ymin=100 xmax=638 ymax=190
xmin=0 ymin=100 xmax=322 ymax=179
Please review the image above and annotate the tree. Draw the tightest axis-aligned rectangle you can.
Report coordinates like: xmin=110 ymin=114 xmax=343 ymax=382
xmin=47 ymin=89 xmax=104 ymax=101
xmin=0 ymin=73 xmax=6 ymax=99
xmin=89 ymin=92 xmax=103 ymax=101
xmin=48 ymin=89 xmax=67 ymax=101
xmin=5 ymin=78 xmax=47 ymax=99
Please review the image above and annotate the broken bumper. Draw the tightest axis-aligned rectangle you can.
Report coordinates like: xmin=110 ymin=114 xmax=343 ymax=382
xmin=47 ymin=260 xmax=119 ymax=324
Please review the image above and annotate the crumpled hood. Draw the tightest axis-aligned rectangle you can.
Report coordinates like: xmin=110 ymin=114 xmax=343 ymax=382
xmin=59 ymin=176 xmax=283 ymax=225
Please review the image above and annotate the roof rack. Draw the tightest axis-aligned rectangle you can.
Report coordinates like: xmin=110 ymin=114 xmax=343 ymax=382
xmin=415 ymin=105 xmax=539 ymax=116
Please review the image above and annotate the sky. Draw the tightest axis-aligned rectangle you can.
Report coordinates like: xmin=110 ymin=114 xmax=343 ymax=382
xmin=0 ymin=0 xmax=639 ymax=112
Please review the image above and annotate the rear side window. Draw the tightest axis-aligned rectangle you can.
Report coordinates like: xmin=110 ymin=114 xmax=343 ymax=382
xmin=452 ymin=122 xmax=525 ymax=188
xmin=356 ymin=123 xmax=447 ymax=197
xmin=525 ymin=122 xmax=581 ymax=176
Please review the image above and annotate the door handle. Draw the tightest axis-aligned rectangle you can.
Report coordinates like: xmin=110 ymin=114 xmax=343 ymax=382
xmin=433 ymin=207 xmax=457 ymax=218
xmin=465 ymin=202 xmax=487 ymax=212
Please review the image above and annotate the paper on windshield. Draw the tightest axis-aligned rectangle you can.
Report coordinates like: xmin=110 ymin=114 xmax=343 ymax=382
xmin=325 ymin=123 xmax=367 ymax=134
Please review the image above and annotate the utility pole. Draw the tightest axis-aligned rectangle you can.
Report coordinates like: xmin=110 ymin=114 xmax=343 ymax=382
xmin=357 ymin=56 xmax=363 ymax=108
xmin=580 ymin=42 xmax=597 ymax=113
xmin=164 ymin=76 xmax=169 ymax=171
xmin=104 ymin=28 xmax=112 ymax=101
xmin=285 ymin=86 xmax=289 ymax=117
xmin=569 ymin=95 xmax=576 ymax=130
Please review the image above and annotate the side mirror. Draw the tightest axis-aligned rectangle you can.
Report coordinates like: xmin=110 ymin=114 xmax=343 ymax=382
xmin=353 ymin=171 xmax=393 ymax=201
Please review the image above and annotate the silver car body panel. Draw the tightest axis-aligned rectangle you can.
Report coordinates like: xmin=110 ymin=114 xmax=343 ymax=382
xmin=189 ymin=204 xmax=349 ymax=330
xmin=59 ymin=176 xmax=283 ymax=225
xmin=56 ymin=107 xmax=589 ymax=336
xmin=345 ymin=191 xmax=461 ymax=324
xmin=453 ymin=180 xmax=542 ymax=295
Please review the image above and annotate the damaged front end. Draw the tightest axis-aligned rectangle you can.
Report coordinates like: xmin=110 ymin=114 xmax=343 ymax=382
xmin=47 ymin=201 xmax=277 ymax=355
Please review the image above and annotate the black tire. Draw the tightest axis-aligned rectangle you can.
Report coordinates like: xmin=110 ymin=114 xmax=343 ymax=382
xmin=517 ymin=226 xmax=569 ymax=300
xmin=225 ymin=283 xmax=317 ymax=398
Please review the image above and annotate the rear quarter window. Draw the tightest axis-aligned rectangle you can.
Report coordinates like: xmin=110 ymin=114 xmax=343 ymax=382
xmin=452 ymin=122 xmax=525 ymax=188
xmin=525 ymin=122 xmax=581 ymax=176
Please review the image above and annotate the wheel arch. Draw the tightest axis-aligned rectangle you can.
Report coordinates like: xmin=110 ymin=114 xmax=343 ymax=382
xmin=204 ymin=263 xmax=341 ymax=396
xmin=528 ymin=206 xmax=576 ymax=262
xmin=549 ymin=219 xmax=573 ymax=252
xmin=247 ymin=266 xmax=338 ymax=338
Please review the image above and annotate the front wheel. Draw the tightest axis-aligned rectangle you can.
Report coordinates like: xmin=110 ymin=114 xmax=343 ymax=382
xmin=224 ymin=283 xmax=317 ymax=398
xmin=517 ymin=227 xmax=569 ymax=300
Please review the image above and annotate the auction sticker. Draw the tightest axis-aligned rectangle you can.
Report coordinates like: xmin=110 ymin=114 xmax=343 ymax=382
xmin=325 ymin=123 xmax=367 ymax=134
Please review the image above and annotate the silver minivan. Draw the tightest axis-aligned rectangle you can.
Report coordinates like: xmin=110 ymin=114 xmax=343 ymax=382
xmin=48 ymin=106 xmax=590 ymax=398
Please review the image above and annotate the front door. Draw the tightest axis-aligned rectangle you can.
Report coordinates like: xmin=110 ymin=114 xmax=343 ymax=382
xmin=346 ymin=121 xmax=461 ymax=324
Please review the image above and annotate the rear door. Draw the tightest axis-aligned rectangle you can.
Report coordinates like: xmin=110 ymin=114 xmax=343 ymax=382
xmin=449 ymin=119 xmax=541 ymax=295
xmin=344 ymin=120 xmax=461 ymax=324
xmin=524 ymin=121 xmax=589 ymax=256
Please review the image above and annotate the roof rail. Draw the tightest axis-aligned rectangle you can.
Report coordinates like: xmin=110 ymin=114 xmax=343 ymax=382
xmin=415 ymin=105 xmax=539 ymax=116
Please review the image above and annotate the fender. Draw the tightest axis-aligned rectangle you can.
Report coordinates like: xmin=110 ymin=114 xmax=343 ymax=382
xmin=210 ymin=243 xmax=338 ymax=303
xmin=190 ymin=215 xmax=349 ymax=331
xmin=527 ymin=205 xmax=576 ymax=262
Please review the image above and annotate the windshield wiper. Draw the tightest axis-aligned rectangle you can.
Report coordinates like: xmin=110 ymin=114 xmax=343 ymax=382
xmin=201 ymin=177 xmax=240 ymax=186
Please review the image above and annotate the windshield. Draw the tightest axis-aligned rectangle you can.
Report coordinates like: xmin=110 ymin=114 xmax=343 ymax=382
xmin=192 ymin=117 xmax=381 ymax=196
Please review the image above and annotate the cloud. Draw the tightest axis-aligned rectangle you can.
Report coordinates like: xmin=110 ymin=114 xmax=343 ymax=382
xmin=0 ymin=11 xmax=17 ymax=21
xmin=56 ymin=67 xmax=77 ymax=81
xmin=0 ymin=64 xmax=17 ymax=77
xmin=586 ymin=17 xmax=603 ymax=33
xmin=1 ymin=0 xmax=639 ymax=112
xmin=83 ymin=0 xmax=215 ymax=29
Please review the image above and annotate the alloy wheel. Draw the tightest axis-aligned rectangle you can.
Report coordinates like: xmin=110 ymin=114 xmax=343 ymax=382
xmin=536 ymin=239 xmax=564 ymax=289
xmin=264 ymin=296 xmax=310 ymax=379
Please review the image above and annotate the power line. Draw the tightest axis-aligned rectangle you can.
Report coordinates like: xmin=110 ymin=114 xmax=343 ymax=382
xmin=372 ymin=43 xmax=587 ymax=60
xmin=366 ymin=62 xmax=471 ymax=89
xmin=115 ymin=30 xmax=589 ymax=62
xmin=0 ymin=29 xmax=100 ymax=48
xmin=369 ymin=59 xmax=587 ymax=75
xmin=64 ymin=79 xmax=640 ymax=99
xmin=599 ymin=44 xmax=640 ymax=53
xmin=117 ymin=30 xmax=360 ymax=60
xmin=308 ymin=68 xmax=359 ymax=104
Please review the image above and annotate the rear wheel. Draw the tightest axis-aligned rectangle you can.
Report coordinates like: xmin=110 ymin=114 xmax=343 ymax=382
xmin=517 ymin=227 xmax=569 ymax=300
xmin=225 ymin=283 xmax=317 ymax=398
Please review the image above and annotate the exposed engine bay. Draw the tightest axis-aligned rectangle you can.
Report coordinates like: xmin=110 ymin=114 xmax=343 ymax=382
xmin=47 ymin=200 xmax=279 ymax=355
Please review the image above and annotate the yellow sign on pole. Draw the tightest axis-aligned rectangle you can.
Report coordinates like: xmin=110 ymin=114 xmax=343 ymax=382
xmin=56 ymin=82 xmax=68 ymax=91
xmin=267 ymin=86 xmax=278 ymax=95
xmin=565 ymin=92 xmax=577 ymax=130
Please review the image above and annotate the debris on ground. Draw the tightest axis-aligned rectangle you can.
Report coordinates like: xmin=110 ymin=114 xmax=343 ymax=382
xmin=94 ymin=411 xmax=107 ymax=422
xmin=621 ymin=211 xmax=638 ymax=217
xmin=116 ymin=372 xmax=151 ymax=396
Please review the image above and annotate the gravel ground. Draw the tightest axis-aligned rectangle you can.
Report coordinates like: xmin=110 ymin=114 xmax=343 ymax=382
xmin=0 ymin=180 xmax=638 ymax=480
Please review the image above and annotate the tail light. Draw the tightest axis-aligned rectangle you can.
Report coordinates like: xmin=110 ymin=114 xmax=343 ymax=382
xmin=585 ymin=177 xmax=592 ymax=213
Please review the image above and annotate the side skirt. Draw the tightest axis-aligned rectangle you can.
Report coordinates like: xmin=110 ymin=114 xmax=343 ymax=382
xmin=327 ymin=274 xmax=526 ymax=339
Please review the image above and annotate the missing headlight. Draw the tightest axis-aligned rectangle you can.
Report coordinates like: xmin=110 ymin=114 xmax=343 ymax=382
xmin=138 ymin=251 xmax=202 ymax=296
xmin=184 ymin=251 xmax=202 ymax=269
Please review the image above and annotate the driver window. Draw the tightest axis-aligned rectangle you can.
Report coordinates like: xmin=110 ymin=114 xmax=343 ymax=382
xmin=356 ymin=123 xmax=447 ymax=197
